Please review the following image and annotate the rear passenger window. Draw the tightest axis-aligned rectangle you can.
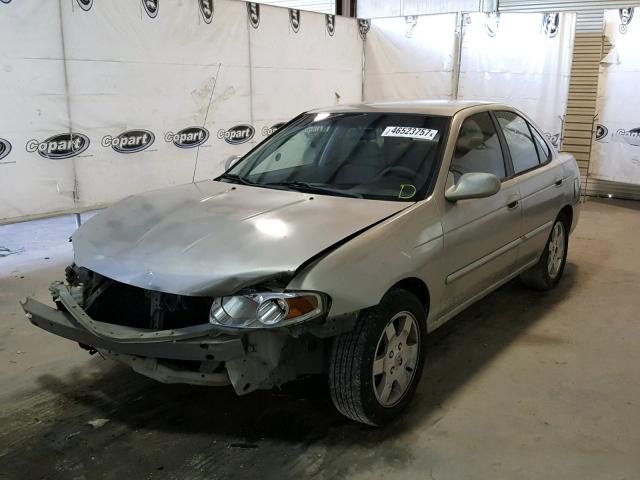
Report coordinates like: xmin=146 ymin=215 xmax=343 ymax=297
xmin=451 ymin=112 xmax=506 ymax=182
xmin=530 ymin=125 xmax=551 ymax=163
xmin=495 ymin=111 xmax=540 ymax=174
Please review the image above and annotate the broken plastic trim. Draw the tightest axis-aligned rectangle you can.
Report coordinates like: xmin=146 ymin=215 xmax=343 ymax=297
xmin=50 ymin=281 xmax=221 ymax=344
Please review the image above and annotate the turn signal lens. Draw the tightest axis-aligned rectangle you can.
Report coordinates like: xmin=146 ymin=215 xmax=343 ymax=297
xmin=285 ymin=295 xmax=319 ymax=319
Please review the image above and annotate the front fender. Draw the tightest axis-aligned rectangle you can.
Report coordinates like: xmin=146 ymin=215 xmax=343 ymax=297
xmin=287 ymin=200 xmax=445 ymax=321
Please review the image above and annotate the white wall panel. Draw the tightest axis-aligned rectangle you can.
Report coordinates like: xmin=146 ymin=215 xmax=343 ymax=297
xmin=60 ymin=0 xmax=252 ymax=205
xmin=364 ymin=14 xmax=458 ymax=102
xmin=458 ymin=12 xmax=575 ymax=145
xmin=249 ymin=7 xmax=363 ymax=149
xmin=0 ymin=1 xmax=76 ymax=220
xmin=0 ymin=0 xmax=363 ymax=222
xmin=499 ymin=0 xmax=640 ymax=198
xmin=362 ymin=11 xmax=574 ymax=152
xmin=590 ymin=8 xmax=640 ymax=186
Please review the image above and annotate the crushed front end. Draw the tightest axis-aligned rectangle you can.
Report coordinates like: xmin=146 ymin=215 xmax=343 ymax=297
xmin=21 ymin=265 xmax=341 ymax=394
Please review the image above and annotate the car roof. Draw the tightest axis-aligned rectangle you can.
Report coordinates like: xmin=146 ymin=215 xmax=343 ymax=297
xmin=306 ymin=100 xmax=500 ymax=117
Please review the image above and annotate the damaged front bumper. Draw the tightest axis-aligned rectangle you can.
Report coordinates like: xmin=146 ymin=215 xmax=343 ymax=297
xmin=20 ymin=281 xmax=328 ymax=393
xmin=20 ymin=282 xmax=245 ymax=387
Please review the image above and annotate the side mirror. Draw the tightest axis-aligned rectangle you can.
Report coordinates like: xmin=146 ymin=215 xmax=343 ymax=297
xmin=225 ymin=155 xmax=241 ymax=171
xmin=445 ymin=172 xmax=501 ymax=202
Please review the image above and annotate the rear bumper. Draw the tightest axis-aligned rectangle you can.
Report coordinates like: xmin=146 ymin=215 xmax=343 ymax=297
xmin=20 ymin=297 xmax=246 ymax=363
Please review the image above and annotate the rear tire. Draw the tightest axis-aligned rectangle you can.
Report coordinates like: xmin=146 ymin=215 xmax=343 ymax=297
xmin=328 ymin=289 xmax=427 ymax=426
xmin=520 ymin=214 xmax=569 ymax=290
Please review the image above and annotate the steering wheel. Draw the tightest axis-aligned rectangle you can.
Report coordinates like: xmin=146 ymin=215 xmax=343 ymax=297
xmin=375 ymin=165 xmax=417 ymax=179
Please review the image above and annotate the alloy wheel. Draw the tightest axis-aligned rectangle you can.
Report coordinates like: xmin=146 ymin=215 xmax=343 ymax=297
xmin=547 ymin=222 xmax=565 ymax=279
xmin=372 ymin=311 xmax=420 ymax=407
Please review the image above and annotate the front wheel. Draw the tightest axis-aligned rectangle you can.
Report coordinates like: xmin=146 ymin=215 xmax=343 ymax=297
xmin=328 ymin=289 xmax=427 ymax=426
xmin=520 ymin=214 xmax=568 ymax=290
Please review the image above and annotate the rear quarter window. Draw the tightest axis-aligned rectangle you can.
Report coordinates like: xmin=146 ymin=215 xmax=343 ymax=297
xmin=529 ymin=124 xmax=552 ymax=163
xmin=495 ymin=111 xmax=540 ymax=175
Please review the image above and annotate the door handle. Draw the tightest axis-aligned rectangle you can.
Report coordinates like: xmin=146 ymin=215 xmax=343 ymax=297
xmin=554 ymin=178 xmax=563 ymax=186
xmin=507 ymin=200 xmax=519 ymax=209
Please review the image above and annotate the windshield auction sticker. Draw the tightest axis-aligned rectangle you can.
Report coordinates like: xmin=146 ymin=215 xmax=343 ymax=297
xmin=381 ymin=126 xmax=438 ymax=140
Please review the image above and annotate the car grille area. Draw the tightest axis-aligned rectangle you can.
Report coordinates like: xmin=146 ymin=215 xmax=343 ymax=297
xmin=83 ymin=275 xmax=213 ymax=330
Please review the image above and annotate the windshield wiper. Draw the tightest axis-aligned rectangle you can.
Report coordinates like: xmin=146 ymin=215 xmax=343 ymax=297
xmin=217 ymin=175 xmax=362 ymax=198
xmin=216 ymin=173 xmax=255 ymax=186
xmin=264 ymin=181 xmax=362 ymax=198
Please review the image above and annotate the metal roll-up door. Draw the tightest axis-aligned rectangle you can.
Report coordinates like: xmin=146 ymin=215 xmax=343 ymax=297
xmin=259 ymin=0 xmax=336 ymax=14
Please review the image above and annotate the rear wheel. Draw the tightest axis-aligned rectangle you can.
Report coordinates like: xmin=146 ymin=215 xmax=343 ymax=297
xmin=520 ymin=214 xmax=568 ymax=290
xmin=328 ymin=289 xmax=427 ymax=426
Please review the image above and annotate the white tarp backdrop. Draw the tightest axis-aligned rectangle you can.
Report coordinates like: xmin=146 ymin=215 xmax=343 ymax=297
xmin=0 ymin=0 xmax=362 ymax=222
xmin=363 ymin=14 xmax=458 ymax=101
xmin=1 ymin=5 xmax=576 ymax=222
xmin=363 ymin=12 xmax=575 ymax=148
xmin=0 ymin=2 xmax=77 ymax=218
xmin=63 ymin=0 xmax=252 ymax=209
xmin=591 ymin=8 xmax=640 ymax=185
xmin=249 ymin=5 xmax=362 ymax=160
xmin=458 ymin=12 xmax=575 ymax=147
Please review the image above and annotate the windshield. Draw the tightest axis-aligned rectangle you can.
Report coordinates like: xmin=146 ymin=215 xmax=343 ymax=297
xmin=221 ymin=112 xmax=449 ymax=201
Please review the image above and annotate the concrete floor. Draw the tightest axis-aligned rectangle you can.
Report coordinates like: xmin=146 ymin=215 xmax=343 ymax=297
xmin=1 ymin=199 xmax=639 ymax=480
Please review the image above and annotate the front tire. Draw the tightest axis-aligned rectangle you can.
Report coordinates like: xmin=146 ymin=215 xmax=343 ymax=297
xmin=328 ymin=289 xmax=427 ymax=426
xmin=520 ymin=214 xmax=568 ymax=290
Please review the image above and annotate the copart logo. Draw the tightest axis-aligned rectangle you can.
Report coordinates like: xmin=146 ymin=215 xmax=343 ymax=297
xmin=142 ymin=0 xmax=158 ymax=18
xmin=165 ymin=126 xmax=209 ymax=148
xmin=545 ymin=133 xmax=560 ymax=148
xmin=26 ymin=133 xmax=90 ymax=160
xmin=247 ymin=3 xmax=259 ymax=29
xmin=261 ymin=122 xmax=285 ymax=137
xmin=358 ymin=19 xmax=370 ymax=40
xmin=76 ymin=0 xmax=92 ymax=11
xmin=543 ymin=13 xmax=559 ymax=38
xmin=595 ymin=124 xmax=608 ymax=141
xmin=0 ymin=138 xmax=11 ymax=161
xmin=290 ymin=9 xmax=300 ymax=33
xmin=102 ymin=129 xmax=155 ymax=154
xmin=326 ymin=14 xmax=335 ymax=36
xmin=199 ymin=0 xmax=213 ymax=24
xmin=218 ymin=125 xmax=254 ymax=145
xmin=617 ymin=127 xmax=640 ymax=147
xmin=619 ymin=8 xmax=634 ymax=34
xmin=485 ymin=12 xmax=500 ymax=37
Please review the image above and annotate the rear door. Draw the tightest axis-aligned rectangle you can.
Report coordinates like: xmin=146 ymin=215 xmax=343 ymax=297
xmin=440 ymin=111 xmax=522 ymax=314
xmin=493 ymin=110 xmax=563 ymax=268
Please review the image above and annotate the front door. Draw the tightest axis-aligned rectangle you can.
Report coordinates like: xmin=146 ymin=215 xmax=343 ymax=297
xmin=440 ymin=111 xmax=522 ymax=314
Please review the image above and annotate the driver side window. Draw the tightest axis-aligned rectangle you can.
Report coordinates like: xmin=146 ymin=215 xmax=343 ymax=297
xmin=451 ymin=112 xmax=506 ymax=182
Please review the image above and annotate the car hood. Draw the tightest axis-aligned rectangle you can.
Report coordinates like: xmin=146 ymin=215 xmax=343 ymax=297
xmin=73 ymin=181 xmax=409 ymax=296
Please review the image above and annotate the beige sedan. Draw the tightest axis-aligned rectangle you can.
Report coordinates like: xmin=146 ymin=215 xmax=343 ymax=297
xmin=22 ymin=101 xmax=580 ymax=425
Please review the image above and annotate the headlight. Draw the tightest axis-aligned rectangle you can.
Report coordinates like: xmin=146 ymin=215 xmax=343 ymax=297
xmin=209 ymin=291 xmax=327 ymax=329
